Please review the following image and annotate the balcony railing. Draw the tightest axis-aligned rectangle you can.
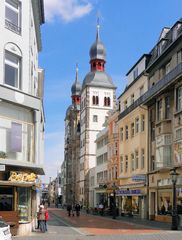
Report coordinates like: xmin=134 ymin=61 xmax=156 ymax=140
xmin=119 ymin=62 xmax=182 ymax=120
xmin=5 ymin=19 xmax=21 ymax=35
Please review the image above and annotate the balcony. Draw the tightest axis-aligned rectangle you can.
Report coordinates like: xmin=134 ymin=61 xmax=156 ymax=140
xmin=5 ymin=19 xmax=21 ymax=35
xmin=119 ymin=62 xmax=182 ymax=120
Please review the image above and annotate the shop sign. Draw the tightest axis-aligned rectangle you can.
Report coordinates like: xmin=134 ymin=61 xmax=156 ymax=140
xmin=0 ymin=164 xmax=5 ymax=171
xmin=132 ymin=175 xmax=146 ymax=182
xmin=8 ymin=171 xmax=37 ymax=182
xmin=116 ymin=189 xmax=142 ymax=196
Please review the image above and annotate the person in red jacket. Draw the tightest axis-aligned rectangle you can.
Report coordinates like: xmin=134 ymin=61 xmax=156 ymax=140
xmin=44 ymin=207 xmax=49 ymax=231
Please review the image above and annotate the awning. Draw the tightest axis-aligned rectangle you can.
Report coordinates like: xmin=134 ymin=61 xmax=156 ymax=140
xmin=0 ymin=159 xmax=44 ymax=175
xmin=0 ymin=180 xmax=35 ymax=187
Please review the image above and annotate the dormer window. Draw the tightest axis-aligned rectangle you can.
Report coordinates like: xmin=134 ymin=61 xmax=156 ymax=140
xmin=172 ymin=23 xmax=182 ymax=41
xmin=133 ymin=67 xmax=138 ymax=80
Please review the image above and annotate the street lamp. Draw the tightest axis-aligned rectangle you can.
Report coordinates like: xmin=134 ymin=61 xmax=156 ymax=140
xmin=170 ymin=168 xmax=179 ymax=230
xmin=112 ymin=182 xmax=117 ymax=219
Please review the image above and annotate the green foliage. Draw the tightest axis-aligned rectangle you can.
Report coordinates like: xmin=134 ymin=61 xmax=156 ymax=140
xmin=0 ymin=151 xmax=7 ymax=159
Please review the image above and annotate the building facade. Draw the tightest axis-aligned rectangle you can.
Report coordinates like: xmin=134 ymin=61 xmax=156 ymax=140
xmin=0 ymin=0 xmax=45 ymax=235
xmin=64 ymin=66 xmax=81 ymax=205
xmin=118 ymin=55 xmax=149 ymax=219
xmin=79 ymin=24 xmax=116 ymax=206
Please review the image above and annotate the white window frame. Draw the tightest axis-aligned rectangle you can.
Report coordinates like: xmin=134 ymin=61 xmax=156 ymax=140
xmin=5 ymin=0 xmax=21 ymax=34
xmin=4 ymin=51 xmax=21 ymax=89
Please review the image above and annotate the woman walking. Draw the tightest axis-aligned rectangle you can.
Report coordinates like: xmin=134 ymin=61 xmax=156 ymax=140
xmin=39 ymin=205 xmax=46 ymax=233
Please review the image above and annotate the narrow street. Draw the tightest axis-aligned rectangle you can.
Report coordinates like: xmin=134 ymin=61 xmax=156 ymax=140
xmin=13 ymin=208 xmax=182 ymax=240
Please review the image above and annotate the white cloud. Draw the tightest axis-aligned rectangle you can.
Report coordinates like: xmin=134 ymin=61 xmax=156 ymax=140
xmin=44 ymin=0 xmax=93 ymax=23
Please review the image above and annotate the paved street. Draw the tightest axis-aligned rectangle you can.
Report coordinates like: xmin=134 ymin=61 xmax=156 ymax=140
xmin=13 ymin=208 xmax=182 ymax=240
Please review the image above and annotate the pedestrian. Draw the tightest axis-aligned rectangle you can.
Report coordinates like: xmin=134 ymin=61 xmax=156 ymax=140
xmin=99 ymin=203 xmax=104 ymax=216
xmin=75 ymin=203 xmax=81 ymax=217
xmin=67 ymin=204 xmax=72 ymax=217
xmin=44 ymin=207 xmax=49 ymax=231
xmin=39 ymin=205 xmax=46 ymax=232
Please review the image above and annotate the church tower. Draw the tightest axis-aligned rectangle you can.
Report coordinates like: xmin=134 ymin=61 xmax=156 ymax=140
xmin=79 ymin=22 xmax=116 ymax=205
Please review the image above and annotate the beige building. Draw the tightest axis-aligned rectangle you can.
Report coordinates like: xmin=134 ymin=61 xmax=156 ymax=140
xmin=145 ymin=19 xmax=182 ymax=223
xmin=117 ymin=55 xmax=150 ymax=219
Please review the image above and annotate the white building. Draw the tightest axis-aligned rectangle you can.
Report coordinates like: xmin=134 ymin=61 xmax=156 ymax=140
xmin=0 ymin=0 xmax=45 ymax=235
xmin=79 ymin=24 xmax=116 ymax=205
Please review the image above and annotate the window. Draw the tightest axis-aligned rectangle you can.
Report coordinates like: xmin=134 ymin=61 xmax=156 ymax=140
xmin=151 ymin=122 xmax=155 ymax=142
xmin=125 ymin=125 xmax=128 ymax=140
xmin=5 ymin=0 xmax=21 ymax=34
xmin=120 ymin=128 xmax=123 ymax=141
xmin=0 ymin=187 xmax=13 ymax=211
xmin=135 ymin=150 xmax=139 ymax=169
xmin=157 ymin=99 xmax=162 ymax=121
xmin=5 ymin=51 xmax=21 ymax=89
xmin=93 ymin=115 xmax=98 ymax=122
xmin=131 ymin=123 xmax=134 ymax=137
xmin=104 ymin=97 xmax=111 ymax=106
xmin=17 ymin=187 xmax=31 ymax=222
xmin=125 ymin=155 xmax=128 ymax=172
xmin=124 ymin=100 xmax=128 ymax=109
xmin=131 ymin=153 xmax=134 ymax=171
xmin=165 ymin=62 xmax=170 ymax=75
xmin=120 ymin=156 xmax=123 ymax=173
xmin=165 ymin=96 xmax=170 ymax=119
xmin=135 ymin=117 xmax=139 ymax=133
xmin=177 ymin=49 xmax=182 ymax=64
xmin=92 ymin=95 xmax=99 ymax=105
xmin=141 ymin=115 xmax=145 ymax=131
xmin=131 ymin=94 xmax=134 ymax=104
xmin=141 ymin=149 xmax=145 ymax=169
xmin=133 ymin=67 xmax=138 ymax=79
xmin=176 ymin=128 xmax=182 ymax=140
xmin=176 ymin=86 xmax=182 ymax=111
xmin=139 ymin=85 xmax=144 ymax=96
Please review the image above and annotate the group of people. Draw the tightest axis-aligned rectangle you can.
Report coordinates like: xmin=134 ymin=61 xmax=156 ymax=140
xmin=36 ymin=204 xmax=49 ymax=233
xmin=67 ymin=203 xmax=81 ymax=217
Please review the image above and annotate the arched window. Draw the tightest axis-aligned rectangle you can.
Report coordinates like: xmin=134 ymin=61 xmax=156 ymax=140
xmin=96 ymin=96 xmax=99 ymax=105
xmin=108 ymin=97 xmax=111 ymax=106
xmin=92 ymin=96 xmax=96 ymax=105
xmin=4 ymin=43 xmax=22 ymax=89
xmin=104 ymin=97 xmax=107 ymax=106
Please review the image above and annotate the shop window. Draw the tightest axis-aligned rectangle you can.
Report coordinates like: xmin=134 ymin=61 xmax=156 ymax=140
xmin=0 ymin=187 xmax=13 ymax=211
xmin=5 ymin=51 xmax=22 ymax=89
xmin=158 ymin=190 xmax=172 ymax=215
xmin=5 ymin=0 xmax=21 ymax=34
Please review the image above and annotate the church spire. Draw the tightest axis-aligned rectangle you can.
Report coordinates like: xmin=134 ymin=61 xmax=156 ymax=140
xmin=71 ymin=64 xmax=81 ymax=105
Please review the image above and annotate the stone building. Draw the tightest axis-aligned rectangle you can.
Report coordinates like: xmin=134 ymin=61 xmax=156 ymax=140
xmin=64 ymin=66 xmax=81 ymax=205
xmin=0 ymin=0 xmax=45 ymax=235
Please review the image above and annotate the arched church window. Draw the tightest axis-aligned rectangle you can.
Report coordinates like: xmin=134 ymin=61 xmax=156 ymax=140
xmin=96 ymin=96 xmax=99 ymax=105
xmin=92 ymin=96 xmax=96 ymax=105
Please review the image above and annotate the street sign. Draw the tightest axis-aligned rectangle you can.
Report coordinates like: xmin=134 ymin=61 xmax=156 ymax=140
xmin=0 ymin=164 xmax=5 ymax=171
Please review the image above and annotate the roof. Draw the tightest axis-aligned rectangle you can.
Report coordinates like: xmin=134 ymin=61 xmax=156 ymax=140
xmin=82 ymin=71 xmax=116 ymax=90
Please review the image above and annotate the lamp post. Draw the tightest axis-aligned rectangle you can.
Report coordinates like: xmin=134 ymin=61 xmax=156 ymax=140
xmin=112 ymin=183 xmax=117 ymax=219
xmin=170 ymin=168 xmax=179 ymax=230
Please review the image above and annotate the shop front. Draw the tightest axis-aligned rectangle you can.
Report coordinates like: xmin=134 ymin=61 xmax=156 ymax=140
xmin=116 ymin=187 xmax=147 ymax=219
xmin=0 ymin=167 xmax=43 ymax=235
xmin=149 ymin=170 xmax=182 ymax=223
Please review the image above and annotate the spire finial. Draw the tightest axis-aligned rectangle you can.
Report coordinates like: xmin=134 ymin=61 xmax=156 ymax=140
xmin=75 ymin=63 xmax=78 ymax=82
xmin=96 ymin=12 xmax=100 ymax=41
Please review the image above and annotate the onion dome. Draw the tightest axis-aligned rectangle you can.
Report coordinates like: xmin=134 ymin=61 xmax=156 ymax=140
xmin=71 ymin=64 xmax=81 ymax=96
xmin=89 ymin=23 xmax=106 ymax=61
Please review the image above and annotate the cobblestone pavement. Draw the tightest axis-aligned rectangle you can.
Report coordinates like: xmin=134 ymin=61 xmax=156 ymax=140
xmin=13 ymin=208 xmax=182 ymax=240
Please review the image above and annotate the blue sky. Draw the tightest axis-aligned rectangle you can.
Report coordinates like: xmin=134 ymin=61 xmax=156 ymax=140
xmin=41 ymin=0 xmax=182 ymax=182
